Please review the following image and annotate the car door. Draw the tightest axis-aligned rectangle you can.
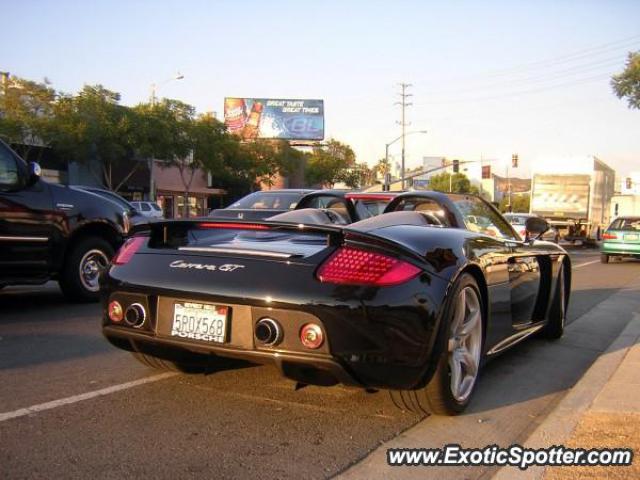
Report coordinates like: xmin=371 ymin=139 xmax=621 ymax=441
xmin=448 ymin=195 xmax=542 ymax=328
xmin=0 ymin=142 xmax=58 ymax=283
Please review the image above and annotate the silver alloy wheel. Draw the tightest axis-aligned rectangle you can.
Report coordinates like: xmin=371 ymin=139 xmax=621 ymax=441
xmin=447 ymin=286 xmax=482 ymax=402
xmin=79 ymin=249 xmax=109 ymax=292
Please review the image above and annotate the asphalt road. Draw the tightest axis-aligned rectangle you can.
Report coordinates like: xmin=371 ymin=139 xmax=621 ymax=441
xmin=1 ymin=249 xmax=639 ymax=479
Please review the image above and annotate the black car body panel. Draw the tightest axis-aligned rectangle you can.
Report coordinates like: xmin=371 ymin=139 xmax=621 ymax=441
xmin=0 ymin=140 xmax=129 ymax=286
xmin=102 ymin=191 xmax=570 ymax=390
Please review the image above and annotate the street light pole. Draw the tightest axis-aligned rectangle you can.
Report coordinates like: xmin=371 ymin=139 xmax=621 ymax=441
xmin=384 ymin=130 xmax=427 ymax=191
xmin=148 ymin=73 xmax=184 ymax=200
xmin=396 ymin=83 xmax=413 ymax=190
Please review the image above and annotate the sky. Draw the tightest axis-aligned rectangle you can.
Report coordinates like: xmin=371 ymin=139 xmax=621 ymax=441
xmin=2 ymin=0 xmax=639 ymax=178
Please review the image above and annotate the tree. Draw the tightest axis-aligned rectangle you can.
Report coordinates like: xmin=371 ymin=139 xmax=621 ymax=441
xmin=305 ymin=139 xmax=356 ymax=187
xmin=499 ymin=194 xmax=530 ymax=213
xmin=52 ymin=85 xmax=138 ymax=190
xmin=339 ymin=163 xmax=375 ymax=189
xmin=612 ymin=51 xmax=640 ymax=109
xmin=0 ymin=76 xmax=57 ymax=159
xmin=427 ymin=172 xmax=474 ymax=193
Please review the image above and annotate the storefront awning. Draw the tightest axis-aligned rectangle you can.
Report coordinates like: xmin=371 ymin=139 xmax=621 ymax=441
xmin=157 ymin=185 xmax=226 ymax=196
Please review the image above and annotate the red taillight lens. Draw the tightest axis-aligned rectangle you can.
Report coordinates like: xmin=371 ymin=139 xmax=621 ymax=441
xmin=108 ymin=301 xmax=124 ymax=322
xmin=112 ymin=236 xmax=146 ymax=265
xmin=602 ymin=232 xmax=617 ymax=240
xmin=198 ymin=222 xmax=270 ymax=230
xmin=300 ymin=323 xmax=324 ymax=349
xmin=317 ymin=247 xmax=421 ymax=286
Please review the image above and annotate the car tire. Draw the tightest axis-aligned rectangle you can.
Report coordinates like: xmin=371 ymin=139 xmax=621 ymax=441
xmin=540 ymin=263 xmax=567 ymax=339
xmin=600 ymin=254 xmax=609 ymax=264
xmin=59 ymin=237 xmax=114 ymax=302
xmin=389 ymin=274 xmax=484 ymax=416
xmin=131 ymin=352 xmax=208 ymax=374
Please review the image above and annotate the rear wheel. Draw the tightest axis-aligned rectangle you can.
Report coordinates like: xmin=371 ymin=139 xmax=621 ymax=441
xmin=540 ymin=263 xmax=567 ymax=339
xmin=390 ymin=274 xmax=483 ymax=415
xmin=600 ymin=254 xmax=609 ymax=264
xmin=131 ymin=352 xmax=208 ymax=374
xmin=59 ymin=237 xmax=114 ymax=302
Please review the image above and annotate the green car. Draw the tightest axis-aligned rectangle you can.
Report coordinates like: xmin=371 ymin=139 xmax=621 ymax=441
xmin=601 ymin=216 xmax=640 ymax=263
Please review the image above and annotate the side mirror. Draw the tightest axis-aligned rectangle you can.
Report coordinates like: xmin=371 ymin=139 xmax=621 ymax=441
xmin=28 ymin=162 xmax=42 ymax=185
xmin=525 ymin=216 xmax=549 ymax=240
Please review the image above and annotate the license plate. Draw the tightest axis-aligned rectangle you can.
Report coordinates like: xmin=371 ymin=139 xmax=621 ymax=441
xmin=171 ymin=302 xmax=228 ymax=343
xmin=624 ymin=234 xmax=638 ymax=241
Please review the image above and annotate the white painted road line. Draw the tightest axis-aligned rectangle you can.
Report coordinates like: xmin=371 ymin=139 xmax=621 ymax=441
xmin=0 ymin=372 xmax=177 ymax=423
xmin=573 ymin=259 xmax=601 ymax=269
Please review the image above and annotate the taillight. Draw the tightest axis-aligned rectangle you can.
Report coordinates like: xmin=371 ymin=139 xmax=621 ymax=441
xmin=300 ymin=323 xmax=324 ymax=349
xmin=108 ymin=301 xmax=123 ymax=322
xmin=112 ymin=236 xmax=146 ymax=265
xmin=198 ymin=222 xmax=270 ymax=230
xmin=317 ymin=247 xmax=421 ymax=286
xmin=602 ymin=232 xmax=617 ymax=240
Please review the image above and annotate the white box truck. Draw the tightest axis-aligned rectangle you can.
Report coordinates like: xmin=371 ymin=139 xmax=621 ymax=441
xmin=530 ymin=156 xmax=615 ymax=245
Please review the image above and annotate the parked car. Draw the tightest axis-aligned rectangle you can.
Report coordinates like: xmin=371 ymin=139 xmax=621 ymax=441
xmin=130 ymin=201 xmax=163 ymax=219
xmin=600 ymin=216 xmax=640 ymax=263
xmin=504 ymin=213 xmax=560 ymax=243
xmin=0 ymin=139 xmax=129 ymax=300
xmin=293 ymin=190 xmax=398 ymax=224
xmin=209 ymin=189 xmax=314 ymax=221
xmin=102 ymin=191 xmax=570 ymax=415
xmin=72 ymin=186 xmax=148 ymax=226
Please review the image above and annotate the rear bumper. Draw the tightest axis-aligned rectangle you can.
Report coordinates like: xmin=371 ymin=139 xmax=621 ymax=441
xmin=104 ymin=325 xmax=360 ymax=387
xmin=601 ymin=242 xmax=640 ymax=255
xmin=100 ymin=271 xmax=449 ymax=390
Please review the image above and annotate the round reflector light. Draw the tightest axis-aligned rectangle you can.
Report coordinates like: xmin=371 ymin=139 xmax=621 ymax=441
xmin=108 ymin=301 xmax=124 ymax=322
xmin=300 ymin=323 xmax=324 ymax=349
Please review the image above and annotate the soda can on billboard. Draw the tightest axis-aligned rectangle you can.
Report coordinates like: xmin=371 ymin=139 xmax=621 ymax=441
xmin=224 ymin=98 xmax=247 ymax=134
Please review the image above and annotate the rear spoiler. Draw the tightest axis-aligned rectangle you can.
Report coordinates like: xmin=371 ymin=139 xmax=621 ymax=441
xmin=130 ymin=218 xmax=427 ymax=264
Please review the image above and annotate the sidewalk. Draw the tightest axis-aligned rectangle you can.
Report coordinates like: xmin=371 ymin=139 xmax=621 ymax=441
xmin=335 ymin=279 xmax=640 ymax=480
xmin=494 ymin=313 xmax=640 ymax=480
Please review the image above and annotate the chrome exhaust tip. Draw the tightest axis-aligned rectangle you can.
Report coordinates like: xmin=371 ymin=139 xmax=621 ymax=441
xmin=255 ymin=318 xmax=282 ymax=346
xmin=124 ymin=303 xmax=146 ymax=328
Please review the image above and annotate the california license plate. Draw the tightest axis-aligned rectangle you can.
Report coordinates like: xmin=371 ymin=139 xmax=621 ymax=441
xmin=171 ymin=302 xmax=228 ymax=343
xmin=624 ymin=234 xmax=638 ymax=241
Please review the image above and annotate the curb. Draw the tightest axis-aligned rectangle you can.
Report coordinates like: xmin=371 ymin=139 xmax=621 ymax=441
xmin=492 ymin=313 xmax=640 ymax=480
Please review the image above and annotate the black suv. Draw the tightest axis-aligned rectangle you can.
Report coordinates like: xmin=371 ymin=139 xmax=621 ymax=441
xmin=0 ymin=140 xmax=129 ymax=301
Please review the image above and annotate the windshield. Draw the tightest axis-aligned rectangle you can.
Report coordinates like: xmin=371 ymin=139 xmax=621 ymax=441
xmin=504 ymin=215 xmax=529 ymax=225
xmin=449 ymin=195 xmax=516 ymax=240
xmin=229 ymin=191 xmax=303 ymax=210
xmin=609 ymin=218 xmax=640 ymax=231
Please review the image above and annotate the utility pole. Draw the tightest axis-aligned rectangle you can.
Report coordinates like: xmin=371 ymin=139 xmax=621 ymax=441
xmin=395 ymin=83 xmax=412 ymax=190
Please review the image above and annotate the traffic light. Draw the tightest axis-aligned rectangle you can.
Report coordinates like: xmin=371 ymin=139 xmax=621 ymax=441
xmin=626 ymin=177 xmax=633 ymax=190
xmin=512 ymin=154 xmax=518 ymax=168
xmin=452 ymin=159 xmax=459 ymax=173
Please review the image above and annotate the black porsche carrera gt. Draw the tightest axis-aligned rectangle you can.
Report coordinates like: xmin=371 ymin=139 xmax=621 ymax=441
xmin=101 ymin=191 xmax=570 ymax=415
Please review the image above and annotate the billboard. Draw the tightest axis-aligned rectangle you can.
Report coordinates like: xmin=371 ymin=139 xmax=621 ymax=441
xmin=224 ymin=98 xmax=324 ymax=141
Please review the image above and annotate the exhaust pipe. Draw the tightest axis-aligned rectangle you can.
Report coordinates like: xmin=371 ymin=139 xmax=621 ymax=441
xmin=255 ymin=318 xmax=282 ymax=346
xmin=124 ymin=303 xmax=146 ymax=328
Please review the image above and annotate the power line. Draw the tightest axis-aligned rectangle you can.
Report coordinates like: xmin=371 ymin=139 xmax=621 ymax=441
xmin=395 ymin=83 xmax=412 ymax=189
xmin=408 ymin=35 xmax=639 ymax=92
xmin=472 ymin=34 xmax=640 ymax=78
xmin=415 ymin=72 xmax=611 ymax=106
xmin=418 ymin=55 xmax=626 ymax=99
